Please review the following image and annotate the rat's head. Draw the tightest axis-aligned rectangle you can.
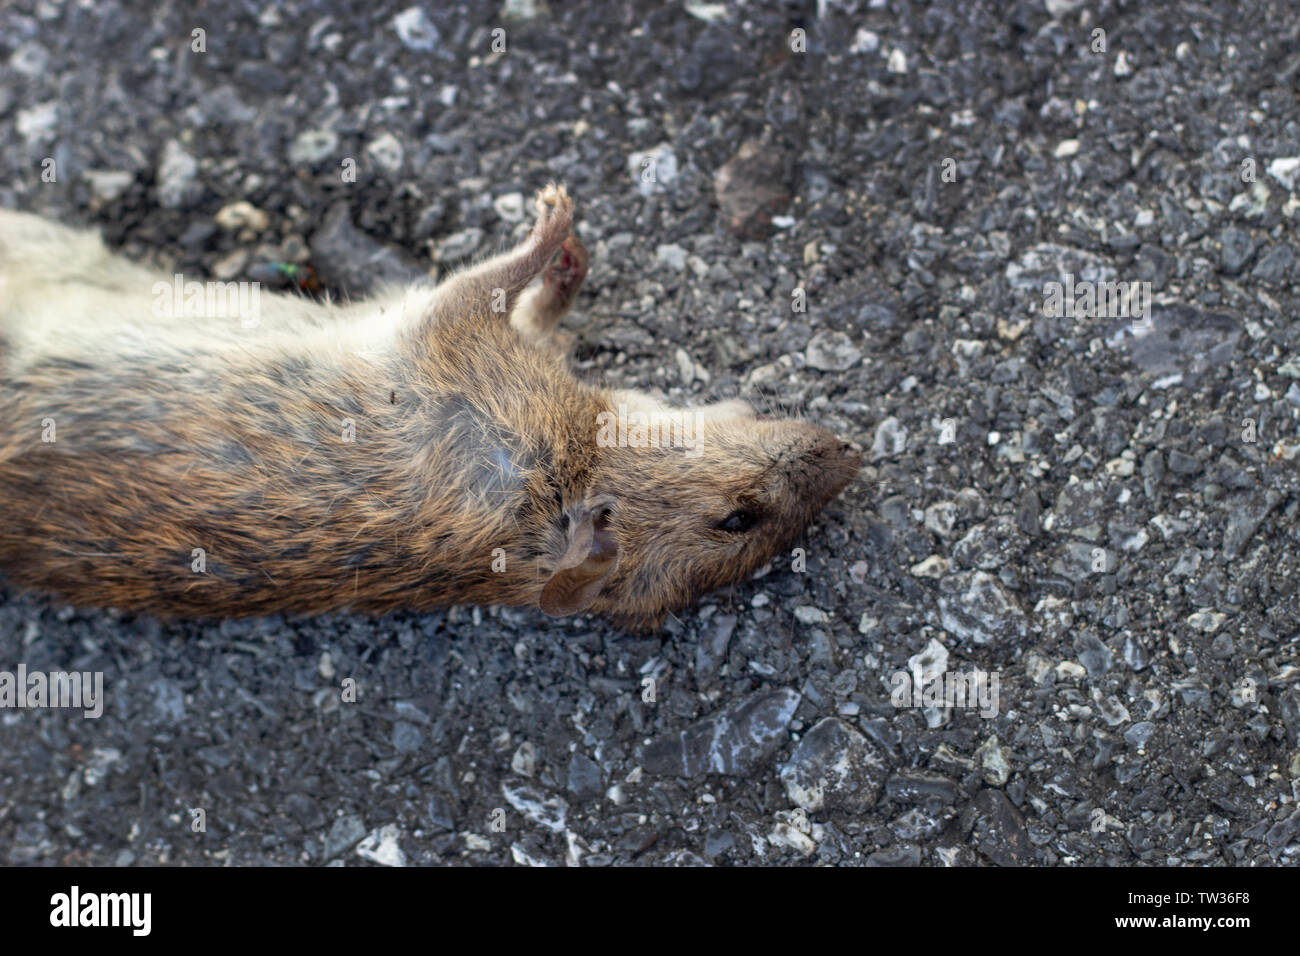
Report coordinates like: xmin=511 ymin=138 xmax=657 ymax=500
xmin=534 ymin=399 xmax=860 ymax=630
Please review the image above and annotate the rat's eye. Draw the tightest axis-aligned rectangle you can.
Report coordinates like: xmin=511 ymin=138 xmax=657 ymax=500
xmin=716 ymin=508 xmax=758 ymax=533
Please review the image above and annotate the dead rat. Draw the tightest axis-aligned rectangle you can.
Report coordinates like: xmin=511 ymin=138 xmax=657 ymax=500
xmin=0 ymin=186 xmax=860 ymax=631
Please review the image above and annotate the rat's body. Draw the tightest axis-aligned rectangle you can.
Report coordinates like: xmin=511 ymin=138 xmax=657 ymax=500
xmin=0 ymin=188 xmax=859 ymax=630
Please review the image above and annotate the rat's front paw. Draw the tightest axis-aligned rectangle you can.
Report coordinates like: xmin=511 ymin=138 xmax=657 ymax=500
xmin=530 ymin=183 xmax=574 ymax=252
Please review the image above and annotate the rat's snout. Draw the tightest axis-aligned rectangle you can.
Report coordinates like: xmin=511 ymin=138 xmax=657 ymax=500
xmin=797 ymin=428 xmax=862 ymax=504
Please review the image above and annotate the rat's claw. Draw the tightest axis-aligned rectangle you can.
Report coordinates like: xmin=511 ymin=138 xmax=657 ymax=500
xmin=536 ymin=182 xmax=570 ymax=215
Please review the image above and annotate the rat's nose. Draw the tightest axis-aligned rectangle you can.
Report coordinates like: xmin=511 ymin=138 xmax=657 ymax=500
xmin=804 ymin=432 xmax=861 ymax=502
xmin=831 ymin=439 xmax=862 ymax=485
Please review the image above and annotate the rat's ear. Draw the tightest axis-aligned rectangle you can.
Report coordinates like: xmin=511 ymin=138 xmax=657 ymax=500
xmin=540 ymin=502 xmax=620 ymax=617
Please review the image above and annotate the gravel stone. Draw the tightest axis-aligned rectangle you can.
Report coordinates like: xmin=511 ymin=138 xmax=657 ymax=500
xmin=639 ymin=689 xmax=800 ymax=778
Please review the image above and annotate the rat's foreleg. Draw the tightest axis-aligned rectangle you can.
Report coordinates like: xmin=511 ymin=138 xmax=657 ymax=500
xmin=425 ymin=183 xmax=573 ymax=327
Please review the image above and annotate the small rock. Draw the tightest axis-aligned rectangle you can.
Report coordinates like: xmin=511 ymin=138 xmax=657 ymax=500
xmin=1074 ymin=633 xmax=1113 ymax=677
xmin=366 ymin=132 xmax=405 ymax=175
xmin=1264 ymin=809 xmax=1300 ymax=847
xmin=1267 ymin=157 xmax=1300 ymax=191
xmin=1124 ymin=722 xmax=1156 ymax=749
xmin=1218 ymin=226 xmax=1255 ymax=275
xmin=502 ymin=0 xmax=549 ymax=21
xmin=1123 ymin=635 xmax=1150 ymax=671
xmin=284 ymin=794 xmax=324 ymax=830
xmin=1092 ymin=689 xmax=1131 ymax=726
xmin=805 ymin=330 xmax=863 ymax=371
xmin=493 ymin=192 xmax=526 ymax=223
xmin=510 ymin=843 xmax=552 ymax=867
xmin=510 ymin=742 xmax=536 ymax=776
xmin=215 ymin=201 xmax=269 ymax=233
xmin=908 ymin=639 xmax=950 ymax=689
xmin=8 ymin=40 xmax=49 ymax=78
xmin=16 ymin=101 xmax=57 ymax=140
xmin=794 ymin=606 xmax=830 ymax=625
xmin=713 ymin=139 xmax=792 ymax=240
xmin=1166 ymin=449 xmax=1202 ymax=475
xmin=911 ymin=555 xmax=949 ymax=578
xmin=1222 ymin=492 xmax=1280 ymax=559
xmin=1056 ymin=661 xmax=1088 ymax=680
xmin=965 ymin=789 xmax=1031 ymax=866
xmin=324 ymin=814 xmax=367 ymax=859
xmin=356 ymin=824 xmax=406 ymax=867
xmin=655 ymin=243 xmax=687 ymax=271
xmin=639 ymin=689 xmax=800 ymax=778
xmin=157 ymin=140 xmax=200 ymax=210
xmin=694 ymin=613 xmax=736 ymax=682
xmin=566 ymin=754 xmax=603 ymax=800
xmin=850 ymin=29 xmax=879 ymax=53
xmin=502 ymin=782 xmax=568 ymax=832
xmin=1251 ymin=245 xmax=1294 ymax=284
xmin=289 ymin=129 xmax=339 ymax=165
xmin=392 ymin=721 xmax=423 ymax=754
xmin=872 ymin=417 xmax=908 ymax=459
xmin=434 ymin=227 xmax=485 ymax=263
xmin=953 ymin=517 xmax=1022 ymax=570
xmin=938 ymin=571 xmax=1027 ymax=644
xmin=1274 ymin=438 xmax=1300 ymax=461
xmin=674 ymin=348 xmax=708 ymax=384
xmin=685 ymin=1 xmax=729 ymax=22
xmin=924 ymin=501 xmax=959 ymax=537
xmin=84 ymin=170 xmax=133 ymax=203
xmin=210 ymin=249 xmax=249 ymax=281
xmin=975 ymin=736 xmax=1012 ymax=786
xmin=768 ymin=823 xmax=817 ymax=856
xmin=1187 ymin=609 xmax=1227 ymax=634
xmin=1045 ymin=0 xmax=1088 ymax=17
xmin=780 ymin=718 xmax=888 ymax=813
xmin=393 ymin=6 xmax=440 ymax=51
xmin=426 ymin=794 xmax=456 ymax=831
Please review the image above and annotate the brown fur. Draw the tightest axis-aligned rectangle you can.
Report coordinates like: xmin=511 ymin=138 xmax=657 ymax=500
xmin=0 ymin=186 xmax=859 ymax=631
